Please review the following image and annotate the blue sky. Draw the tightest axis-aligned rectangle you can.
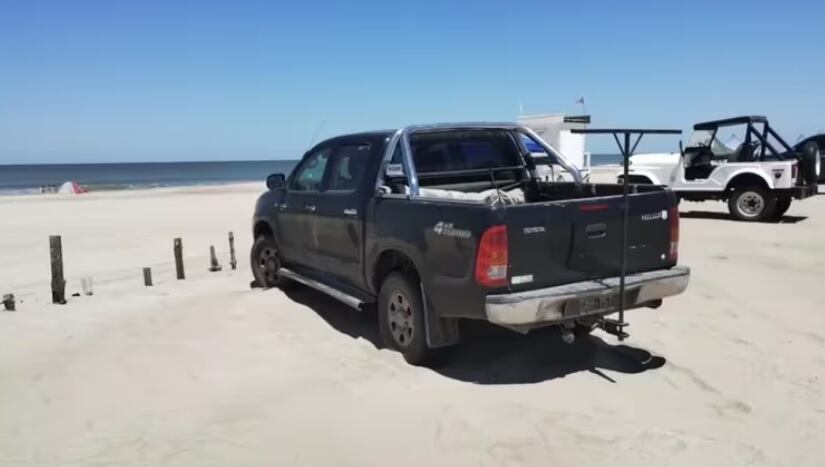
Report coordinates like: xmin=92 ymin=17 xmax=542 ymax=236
xmin=1 ymin=0 xmax=823 ymax=163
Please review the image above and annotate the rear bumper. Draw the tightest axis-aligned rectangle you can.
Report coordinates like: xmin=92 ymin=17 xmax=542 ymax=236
xmin=485 ymin=266 xmax=690 ymax=327
xmin=776 ymin=185 xmax=818 ymax=199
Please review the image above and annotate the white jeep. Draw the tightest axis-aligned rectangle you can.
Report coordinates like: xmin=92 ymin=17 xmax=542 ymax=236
xmin=619 ymin=116 xmax=819 ymax=222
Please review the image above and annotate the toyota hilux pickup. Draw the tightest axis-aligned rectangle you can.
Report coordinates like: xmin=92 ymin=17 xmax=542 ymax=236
xmin=251 ymin=123 xmax=690 ymax=364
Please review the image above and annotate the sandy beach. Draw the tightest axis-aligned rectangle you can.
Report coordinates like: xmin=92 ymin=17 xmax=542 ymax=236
xmin=1 ymin=176 xmax=824 ymax=466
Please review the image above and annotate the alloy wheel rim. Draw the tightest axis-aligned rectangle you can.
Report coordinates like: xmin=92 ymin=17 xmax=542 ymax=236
xmin=737 ymin=191 xmax=764 ymax=217
xmin=388 ymin=290 xmax=414 ymax=347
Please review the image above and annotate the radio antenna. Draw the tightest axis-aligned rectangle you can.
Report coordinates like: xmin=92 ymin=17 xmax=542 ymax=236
xmin=489 ymin=169 xmax=503 ymax=205
xmin=308 ymin=120 xmax=326 ymax=147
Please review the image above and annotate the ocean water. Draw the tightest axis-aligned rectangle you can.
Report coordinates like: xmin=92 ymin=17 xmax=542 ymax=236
xmin=0 ymin=160 xmax=299 ymax=195
xmin=590 ymin=153 xmax=623 ymax=166
xmin=0 ymin=155 xmax=622 ymax=195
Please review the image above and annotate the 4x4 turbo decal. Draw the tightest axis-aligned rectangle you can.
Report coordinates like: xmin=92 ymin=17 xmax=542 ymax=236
xmin=433 ymin=222 xmax=471 ymax=238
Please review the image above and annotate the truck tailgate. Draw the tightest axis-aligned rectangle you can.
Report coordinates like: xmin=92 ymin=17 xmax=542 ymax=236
xmin=504 ymin=190 xmax=676 ymax=291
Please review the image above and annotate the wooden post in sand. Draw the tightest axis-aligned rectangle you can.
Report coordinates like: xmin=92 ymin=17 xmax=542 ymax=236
xmin=49 ymin=235 xmax=67 ymax=304
xmin=173 ymin=238 xmax=185 ymax=280
xmin=143 ymin=267 xmax=153 ymax=286
xmin=2 ymin=294 xmax=14 ymax=311
xmin=209 ymin=246 xmax=222 ymax=272
xmin=228 ymin=231 xmax=237 ymax=270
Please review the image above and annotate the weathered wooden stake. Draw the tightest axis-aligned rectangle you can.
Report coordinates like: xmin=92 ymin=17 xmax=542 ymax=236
xmin=174 ymin=238 xmax=185 ymax=280
xmin=49 ymin=235 xmax=67 ymax=304
xmin=2 ymin=294 xmax=15 ymax=311
xmin=228 ymin=231 xmax=237 ymax=270
xmin=143 ymin=267 xmax=153 ymax=286
xmin=209 ymin=245 xmax=222 ymax=272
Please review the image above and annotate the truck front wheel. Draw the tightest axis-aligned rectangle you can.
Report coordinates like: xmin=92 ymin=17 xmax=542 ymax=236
xmin=378 ymin=272 xmax=431 ymax=365
xmin=728 ymin=186 xmax=776 ymax=222
xmin=250 ymin=236 xmax=292 ymax=289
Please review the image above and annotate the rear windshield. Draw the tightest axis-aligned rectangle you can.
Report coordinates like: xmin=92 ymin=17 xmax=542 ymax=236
xmin=392 ymin=130 xmax=523 ymax=173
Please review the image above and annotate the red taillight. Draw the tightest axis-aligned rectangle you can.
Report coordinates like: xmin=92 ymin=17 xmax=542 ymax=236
xmin=669 ymin=206 xmax=679 ymax=262
xmin=475 ymin=225 xmax=508 ymax=287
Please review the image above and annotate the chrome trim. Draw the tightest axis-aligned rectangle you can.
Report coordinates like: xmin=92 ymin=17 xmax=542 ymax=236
xmin=518 ymin=126 xmax=583 ymax=184
xmin=485 ymin=266 xmax=690 ymax=326
xmin=278 ymin=268 xmax=363 ymax=310
xmin=373 ymin=122 xmax=584 ymax=197
xmin=375 ymin=129 xmax=404 ymax=194
xmin=399 ymin=128 xmax=419 ymax=197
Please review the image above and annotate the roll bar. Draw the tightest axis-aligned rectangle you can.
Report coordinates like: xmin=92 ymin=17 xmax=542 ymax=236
xmin=378 ymin=122 xmax=584 ymax=197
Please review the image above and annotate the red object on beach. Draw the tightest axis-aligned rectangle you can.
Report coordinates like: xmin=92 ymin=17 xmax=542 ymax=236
xmin=58 ymin=181 xmax=86 ymax=194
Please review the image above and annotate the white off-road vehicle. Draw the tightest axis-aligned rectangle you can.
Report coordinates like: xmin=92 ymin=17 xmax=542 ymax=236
xmin=619 ymin=116 xmax=819 ymax=221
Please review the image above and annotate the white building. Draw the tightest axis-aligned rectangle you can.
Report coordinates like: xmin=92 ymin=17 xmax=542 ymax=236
xmin=517 ymin=114 xmax=591 ymax=181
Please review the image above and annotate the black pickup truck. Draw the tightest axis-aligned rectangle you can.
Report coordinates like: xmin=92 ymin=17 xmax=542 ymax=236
xmin=251 ymin=123 xmax=690 ymax=364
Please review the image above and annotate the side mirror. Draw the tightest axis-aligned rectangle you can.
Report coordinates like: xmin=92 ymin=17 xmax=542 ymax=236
xmin=266 ymin=173 xmax=286 ymax=190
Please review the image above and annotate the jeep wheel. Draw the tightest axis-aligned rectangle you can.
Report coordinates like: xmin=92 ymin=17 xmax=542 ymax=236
xmin=773 ymin=196 xmax=793 ymax=221
xmin=378 ymin=272 xmax=431 ymax=365
xmin=250 ymin=236 xmax=292 ymax=288
xmin=728 ymin=186 xmax=776 ymax=222
xmin=799 ymin=141 xmax=820 ymax=185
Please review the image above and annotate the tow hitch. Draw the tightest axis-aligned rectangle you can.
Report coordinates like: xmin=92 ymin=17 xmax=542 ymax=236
xmin=560 ymin=327 xmax=576 ymax=344
xmin=559 ymin=316 xmax=631 ymax=343
xmin=600 ymin=318 xmax=630 ymax=340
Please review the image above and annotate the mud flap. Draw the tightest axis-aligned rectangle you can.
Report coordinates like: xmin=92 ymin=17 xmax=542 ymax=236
xmin=420 ymin=285 xmax=460 ymax=348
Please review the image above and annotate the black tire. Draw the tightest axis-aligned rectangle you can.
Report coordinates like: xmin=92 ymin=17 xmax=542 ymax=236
xmin=250 ymin=236 xmax=292 ymax=289
xmin=378 ymin=272 xmax=431 ymax=365
xmin=728 ymin=186 xmax=777 ymax=222
xmin=820 ymin=150 xmax=825 ymax=183
xmin=798 ymin=141 xmax=819 ymax=186
xmin=773 ymin=196 xmax=793 ymax=220
xmin=817 ymin=152 xmax=825 ymax=183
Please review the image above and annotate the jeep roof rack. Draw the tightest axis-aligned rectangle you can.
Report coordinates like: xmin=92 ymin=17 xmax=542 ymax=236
xmin=694 ymin=116 xmax=767 ymax=130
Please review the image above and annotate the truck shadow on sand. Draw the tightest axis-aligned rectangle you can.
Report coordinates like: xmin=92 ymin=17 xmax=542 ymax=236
xmin=284 ymin=287 xmax=666 ymax=385
xmin=680 ymin=211 xmax=807 ymax=223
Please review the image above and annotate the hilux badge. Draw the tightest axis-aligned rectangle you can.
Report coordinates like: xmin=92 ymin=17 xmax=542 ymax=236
xmin=641 ymin=210 xmax=667 ymax=221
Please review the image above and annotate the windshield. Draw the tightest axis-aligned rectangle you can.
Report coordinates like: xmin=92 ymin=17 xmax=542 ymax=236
xmin=687 ymin=129 xmax=714 ymax=148
xmin=687 ymin=129 xmax=736 ymax=156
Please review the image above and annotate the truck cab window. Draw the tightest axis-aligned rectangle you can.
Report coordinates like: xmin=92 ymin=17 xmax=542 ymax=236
xmin=291 ymin=147 xmax=331 ymax=191
xmin=329 ymin=144 xmax=371 ymax=191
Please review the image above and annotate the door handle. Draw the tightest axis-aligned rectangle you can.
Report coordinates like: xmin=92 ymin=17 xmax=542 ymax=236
xmin=305 ymin=205 xmax=316 ymax=212
xmin=343 ymin=208 xmax=357 ymax=216
xmin=586 ymin=223 xmax=607 ymax=238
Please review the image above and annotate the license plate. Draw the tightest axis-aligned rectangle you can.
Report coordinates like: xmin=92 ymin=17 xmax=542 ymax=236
xmin=565 ymin=293 xmax=619 ymax=317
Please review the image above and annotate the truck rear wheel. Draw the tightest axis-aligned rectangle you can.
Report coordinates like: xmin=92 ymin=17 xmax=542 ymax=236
xmin=378 ymin=272 xmax=431 ymax=365
xmin=728 ymin=186 xmax=776 ymax=222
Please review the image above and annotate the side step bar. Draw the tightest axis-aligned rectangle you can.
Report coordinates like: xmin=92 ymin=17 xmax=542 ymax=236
xmin=278 ymin=268 xmax=364 ymax=310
